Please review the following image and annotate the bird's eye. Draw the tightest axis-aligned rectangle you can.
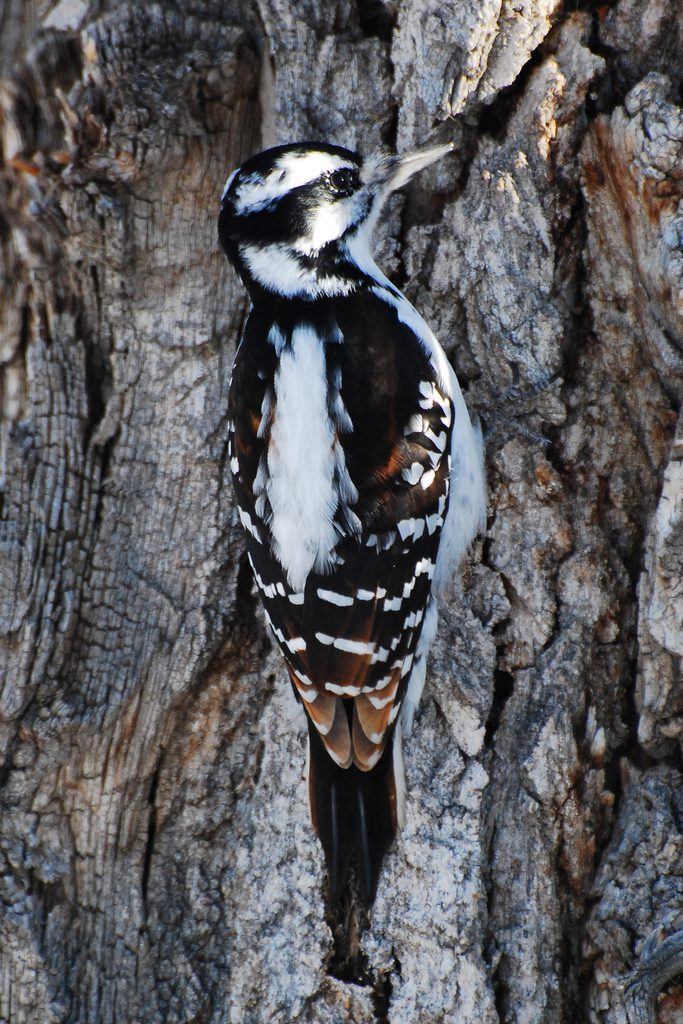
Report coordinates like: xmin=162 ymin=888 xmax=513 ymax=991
xmin=327 ymin=168 xmax=358 ymax=195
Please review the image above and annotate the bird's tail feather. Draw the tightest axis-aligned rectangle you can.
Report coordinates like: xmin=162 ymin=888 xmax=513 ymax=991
xmin=307 ymin=717 xmax=400 ymax=905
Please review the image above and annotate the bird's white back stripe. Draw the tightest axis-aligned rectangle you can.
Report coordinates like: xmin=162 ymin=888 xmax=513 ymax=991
xmin=267 ymin=324 xmax=339 ymax=589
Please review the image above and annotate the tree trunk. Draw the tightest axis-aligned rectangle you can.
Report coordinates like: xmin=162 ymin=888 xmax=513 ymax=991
xmin=1 ymin=2 xmax=682 ymax=1022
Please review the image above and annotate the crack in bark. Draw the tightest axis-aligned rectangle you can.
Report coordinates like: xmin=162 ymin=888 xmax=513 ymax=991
xmin=371 ymin=960 xmax=396 ymax=1024
xmin=323 ymin=889 xmax=399 ymax=1021
xmin=141 ymin=750 xmax=164 ymax=917
xmin=484 ymin=669 xmax=515 ymax=748
xmin=355 ymin=0 xmax=397 ymax=43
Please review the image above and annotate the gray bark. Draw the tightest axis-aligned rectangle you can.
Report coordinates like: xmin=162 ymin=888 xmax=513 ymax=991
xmin=1 ymin=1 xmax=682 ymax=1022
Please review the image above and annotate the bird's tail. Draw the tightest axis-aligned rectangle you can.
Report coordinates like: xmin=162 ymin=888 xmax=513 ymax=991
xmin=307 ymin=714 xmax=404 ymax=905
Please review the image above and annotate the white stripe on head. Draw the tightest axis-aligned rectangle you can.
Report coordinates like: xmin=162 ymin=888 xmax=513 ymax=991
xmin=233 ymin=151 xmax=355 ymax=214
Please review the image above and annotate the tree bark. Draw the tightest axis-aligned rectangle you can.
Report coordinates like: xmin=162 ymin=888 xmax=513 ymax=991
xmin=1 ymin=2 xmax=682 ymax=1022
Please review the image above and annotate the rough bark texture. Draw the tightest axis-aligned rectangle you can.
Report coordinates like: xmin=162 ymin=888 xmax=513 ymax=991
xmin=1 ymin=1 xmax=682 ymax=1022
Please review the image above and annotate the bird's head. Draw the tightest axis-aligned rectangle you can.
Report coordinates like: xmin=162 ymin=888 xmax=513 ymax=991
xmin=218 ymin=140 xmax=453 ymax=301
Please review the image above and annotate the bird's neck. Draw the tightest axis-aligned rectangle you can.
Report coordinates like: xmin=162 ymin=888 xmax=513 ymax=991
xmin=237 ymin=224 xmax=391 ymax=304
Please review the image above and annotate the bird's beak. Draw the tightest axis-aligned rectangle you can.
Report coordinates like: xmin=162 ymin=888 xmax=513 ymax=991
xmin=365 ymin=142 xmax=454 ymax=195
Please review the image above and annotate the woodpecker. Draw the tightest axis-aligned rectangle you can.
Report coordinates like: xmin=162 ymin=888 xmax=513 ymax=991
xmin=218 ymin=140 xmax=486 ymax=905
